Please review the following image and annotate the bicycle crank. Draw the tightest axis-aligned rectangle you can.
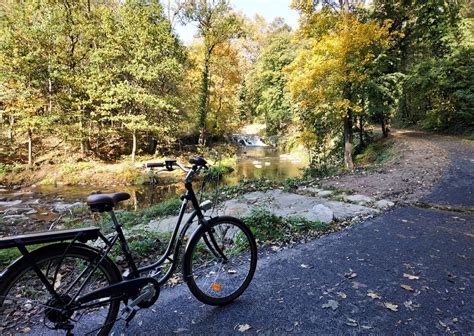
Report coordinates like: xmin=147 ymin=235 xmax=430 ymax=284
xmin=121 ymin=278 xmax=160 ymax=325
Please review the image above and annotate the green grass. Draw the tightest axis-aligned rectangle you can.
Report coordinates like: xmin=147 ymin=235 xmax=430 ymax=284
xmin=355 ymin=138 xmax=395 ymax=166
xmin=464 ymin=134 xmax=474 ymax=141
xmin=95 ymin=197 xmax=182 ymax=230
xmin=126 ymin=231 xmax=171 ymax=258
xmin=142 ymin=198 xmax=182 ymax=219
xmin=243 ymin=207 xmax=331 ymax=244
xmin=0 ymin=248 xmax=22 ymax=267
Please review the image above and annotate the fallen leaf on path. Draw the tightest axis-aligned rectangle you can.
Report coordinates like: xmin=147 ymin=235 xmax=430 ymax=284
xmin=337 ymin=292 xmax=347 ymax=299
xmin=300 ymin=264 xmax=312 ymax=269
xmin=384 ymin=302 xmax=399 ymax=311
xmin=367 ymin=290 xmax=381 ymax=300
xmin=361 ymin=325 xmax=373 ymax=330
xmin=352 ymin=281 xmax=367 ymax=289
xmin=169 ymin=275 xmax=180 ymax=285
xmin=322 ymin=300 xmax=339 ymax=311
xmin=173 ymin=328 xmax=189 ymax=334
xmin=237 ymin=324 xmax=252 ymax=332
xmin=439 ymin=320 xmax=447 ymax=328
xmin=344 ymin=270 xmax=357 ymax=279
xmin=402 ymin=297 xmax=419 ymax=309
xmin=345 ymin=318 xmax=358 ymax=327
xmin=400 ymin=284 xmax=414 ymax=291
xmin=403 ymin=273 xmax=419 ymax=280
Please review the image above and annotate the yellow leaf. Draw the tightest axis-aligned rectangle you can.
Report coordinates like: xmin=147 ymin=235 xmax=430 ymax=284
xmin=237 ymin=324 xmax=251 ymax=332
xmin=400 ymin=284 xmax=414 ymax=291
xmin=337 ymin=292 xmax=347 ymax=299
xmin=367 ymin=290 xmax=381 ymax=300
xmin=384 ymin=302 xmax=399 ymax=311
xmin=403 ymin=273 xmax=420 ymax=280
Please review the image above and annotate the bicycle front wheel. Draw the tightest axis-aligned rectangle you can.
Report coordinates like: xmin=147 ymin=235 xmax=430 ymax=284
xmin=184 ymin=216 xmax=257 ymax=306
xmin=0 ymin=243 xmax=121 ymax=335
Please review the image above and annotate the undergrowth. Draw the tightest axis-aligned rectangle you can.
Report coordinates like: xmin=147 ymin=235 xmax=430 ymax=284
xmin=243 ymin=207 xmax=331 ymax=244
xmin=355 ymin=138 xmax=395 ymax=166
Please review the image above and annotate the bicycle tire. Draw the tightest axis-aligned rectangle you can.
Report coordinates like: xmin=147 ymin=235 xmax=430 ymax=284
xmin=184 ymin=216 xmax=257 ymax=306
xmin=0 ymin=243 xmax=121 ymax=336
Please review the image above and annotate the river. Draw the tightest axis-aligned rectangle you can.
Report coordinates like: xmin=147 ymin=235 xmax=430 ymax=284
xmin=0 ymin=146 xmax=307 ymax=234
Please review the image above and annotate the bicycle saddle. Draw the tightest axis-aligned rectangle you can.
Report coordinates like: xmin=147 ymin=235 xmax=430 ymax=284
xmin=87 ymin=192 xmax=130 ymax=212
xmin=189 ymin=157 xmax=207 ymax=166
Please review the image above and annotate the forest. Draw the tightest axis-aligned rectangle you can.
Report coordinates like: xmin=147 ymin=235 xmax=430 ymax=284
xmin=0 ymin=0 xmax=473 ymax=174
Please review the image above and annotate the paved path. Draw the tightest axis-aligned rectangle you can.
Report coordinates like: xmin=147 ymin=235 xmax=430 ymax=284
xmin=113 ymin=137 xmax=473 ymax=335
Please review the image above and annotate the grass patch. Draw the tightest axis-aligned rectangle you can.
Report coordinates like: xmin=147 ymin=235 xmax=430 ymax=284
xmin=243 ymin=207 xmax=331 ymax=244
xmin=142 ymin=198 xmax=182 ymax=219
xmin=126 ymin=230 xmax=172 ymax=259
xmin=94 ymin=197 xmax=182 ymax=230
xmin=0 ymin=248 xmax=22 ymax=267
xmin=355 ymin=138 xmax=395 ymax=166
xmin=464 ymin=134 xmax=474 ymax=141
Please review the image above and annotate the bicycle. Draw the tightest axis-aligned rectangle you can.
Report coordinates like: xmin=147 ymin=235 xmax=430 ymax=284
xmin=0 ymin=157 xmax=258 ymax=335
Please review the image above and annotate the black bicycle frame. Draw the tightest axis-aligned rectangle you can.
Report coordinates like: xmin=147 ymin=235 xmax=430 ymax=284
xmin=1 ymin=164 xmax=216 ymax=311
xmin=107 ymin=168 xmax=208 ymax=286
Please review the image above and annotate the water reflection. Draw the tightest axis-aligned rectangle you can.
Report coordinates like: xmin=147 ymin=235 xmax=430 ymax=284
xmin=224 ymin=147 xmax=307 ymax=185
xmin=0 ymin=147 xmax=307 ymax=212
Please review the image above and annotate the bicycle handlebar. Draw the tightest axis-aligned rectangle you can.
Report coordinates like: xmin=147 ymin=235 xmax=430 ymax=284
xmin=146 ymin=158 xmax=206 ymax=174
xmin=146 ymin=162 xmax=165 ymax=168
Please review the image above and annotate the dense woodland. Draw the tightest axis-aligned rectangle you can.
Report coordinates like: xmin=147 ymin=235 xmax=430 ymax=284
xmin=0 ymin=0 xmax=472 ymax=172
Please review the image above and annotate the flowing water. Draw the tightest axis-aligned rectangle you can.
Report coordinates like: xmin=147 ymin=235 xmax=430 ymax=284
xmin=0 ymin=143 xmax=307 ymax=234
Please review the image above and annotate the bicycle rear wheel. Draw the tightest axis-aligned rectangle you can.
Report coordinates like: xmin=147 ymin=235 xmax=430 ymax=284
xmin=0 ymin=243 xmax=121 ymax=335
xmin=184 ymin=216 xmax=257 ymax=306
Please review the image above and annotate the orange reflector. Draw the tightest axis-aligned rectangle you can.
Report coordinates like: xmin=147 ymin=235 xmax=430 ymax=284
xmin=211 ymin=283 xmax=221 ymax=291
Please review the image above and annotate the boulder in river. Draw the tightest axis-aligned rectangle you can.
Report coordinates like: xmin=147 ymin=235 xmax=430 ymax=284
xmin=0 ymin=200 xmax=22 ymax=207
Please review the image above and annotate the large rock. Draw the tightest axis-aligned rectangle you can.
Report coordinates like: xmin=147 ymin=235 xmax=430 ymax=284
xmin=306 ymin=204 xmax=334 ymax=223
xmin=0 ymin=200 xmax=22 ymax=207
xmin=140 ymin=189 xmax=378 ymax=233
xmin=3 ymin=207 xmax=33 ymax=215
xmin=53 ymin=202 xmax=84 ymax=213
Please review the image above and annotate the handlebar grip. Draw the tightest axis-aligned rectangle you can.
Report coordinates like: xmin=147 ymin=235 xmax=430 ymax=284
xmin=146 ymin=162 xmax=165 ymax=168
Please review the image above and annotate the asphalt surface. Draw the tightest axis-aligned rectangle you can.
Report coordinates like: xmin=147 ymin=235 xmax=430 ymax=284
xmin=112 ymin=138 xmax=473 ymax=335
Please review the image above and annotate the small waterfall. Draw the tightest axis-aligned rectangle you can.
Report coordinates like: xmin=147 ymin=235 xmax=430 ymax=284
xmin=231 ymin=134 xmax=268 ymax=147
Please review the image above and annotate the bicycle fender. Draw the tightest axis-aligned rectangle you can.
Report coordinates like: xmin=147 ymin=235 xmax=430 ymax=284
xmin=0 ymin=242 xmax=121 ymax=281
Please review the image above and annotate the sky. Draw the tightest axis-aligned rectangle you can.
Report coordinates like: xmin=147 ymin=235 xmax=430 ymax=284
xmin=174 ymin=0 xmax=300 ymax=45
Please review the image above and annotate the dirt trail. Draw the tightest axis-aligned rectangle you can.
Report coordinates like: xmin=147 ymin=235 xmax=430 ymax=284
xmin=324 ymin=129 xmax=468 ymax=204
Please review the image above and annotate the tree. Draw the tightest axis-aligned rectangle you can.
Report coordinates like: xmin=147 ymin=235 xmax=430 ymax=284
xmin=244 ymin=21 xmax=295 ymax=135
xmin=86 ymin=0 xmax=187 ymax=161
xmin=288 ymin=1 xmax=395 ymax=170
xmin=372 ymin=0 xmax=469 ymax=129
xmin=0 ymin=1 xmax=57 ymax=165
xmin=180 ymin=0 xmax=242 ymax=145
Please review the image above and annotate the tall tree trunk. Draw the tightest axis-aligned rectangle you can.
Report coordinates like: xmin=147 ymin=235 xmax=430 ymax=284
xmin=359 ymin=114 xmax=365 ymax=147
xmin=131 ymin=130 xmax=137 ymax=163
xmin=79 ymin=114 xmax=85 ymax=154
xmin=48 ymin=57 xmax=53 ymax=113
xmin=198 ymin=50 xmax=211 ymax=145
xmin=27 ymin=128 xmax=33 ymax=167
xmin=8 ymin=115 xmax=14 ymax=142
xmin=343 ymin=111 xmax=354 ymax=170
xmin=381 ymin=118 xmax=388 ymax=138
